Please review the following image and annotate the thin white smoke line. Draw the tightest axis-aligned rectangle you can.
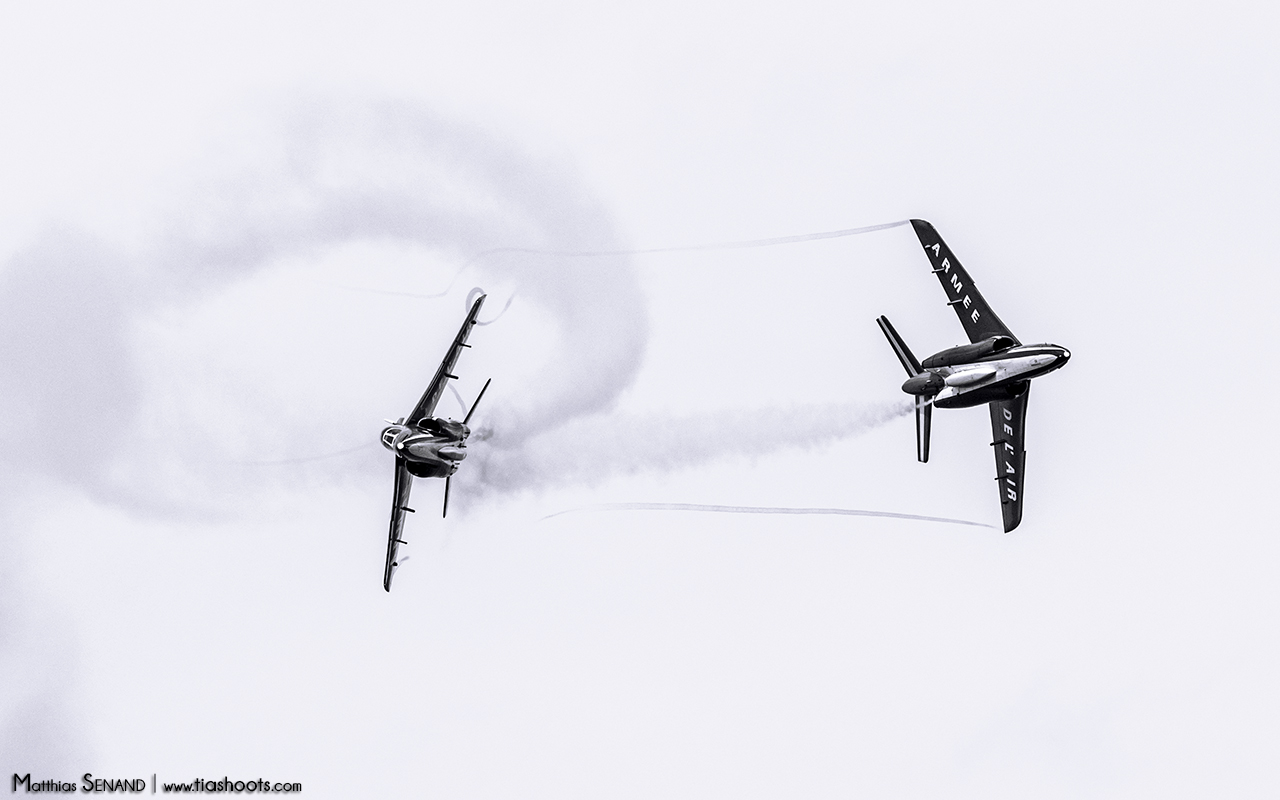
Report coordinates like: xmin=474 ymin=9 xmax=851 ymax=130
xmin=235 ymin=442 xmax=379 ymax=466
xmin=422 ymin=219 xmax=912 ymax=297
xmin=448 ymin=383 xmax=469 ymax=416
xmin=541 ymin=502 xmax=995 ymax=529
xmin=485 ymin=219 xmax=912 ymax=258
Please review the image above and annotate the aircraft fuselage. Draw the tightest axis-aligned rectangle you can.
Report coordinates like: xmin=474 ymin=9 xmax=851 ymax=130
xmin=380 ymin=420 xmax=470 ymax=479
xmin=904 ymin=343 xmax=1070 ymax=409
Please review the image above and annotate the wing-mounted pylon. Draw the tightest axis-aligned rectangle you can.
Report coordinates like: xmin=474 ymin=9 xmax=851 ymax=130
xmin=877 ymin=315 xmax=932 ymax=463
xmin=910 ymin=220 xmax=1019 ymax=345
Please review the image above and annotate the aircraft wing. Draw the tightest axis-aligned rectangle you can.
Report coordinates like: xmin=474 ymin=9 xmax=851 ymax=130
xmin=406 ymin=294 xmax=486 ymax=426
xmin=383 ymin=456 xmax=414 ymax=592
xmin=988 ymin=385 xmax=1030 ymax=533
xmin=910 ymin=220 xmax=1020 ymax=345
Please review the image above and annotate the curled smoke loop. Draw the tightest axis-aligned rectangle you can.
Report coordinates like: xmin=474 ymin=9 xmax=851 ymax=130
xmin=467 ymin=286 xmax=516 ymax=326
xmin=0 ymin=96 xmax=650 ymax=512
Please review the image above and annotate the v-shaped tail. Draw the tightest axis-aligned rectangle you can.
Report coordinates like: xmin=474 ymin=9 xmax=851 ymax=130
xmin=878 ymin=315 xmax=934 ymax=463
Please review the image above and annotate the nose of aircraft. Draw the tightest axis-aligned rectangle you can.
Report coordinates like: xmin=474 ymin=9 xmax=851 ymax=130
xmin=1046 ymin=345 xmax=1071 ymax=373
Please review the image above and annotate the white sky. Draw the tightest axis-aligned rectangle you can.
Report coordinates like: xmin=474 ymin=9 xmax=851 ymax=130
xmin=1 ymin=2 xmax=1277 ymax=797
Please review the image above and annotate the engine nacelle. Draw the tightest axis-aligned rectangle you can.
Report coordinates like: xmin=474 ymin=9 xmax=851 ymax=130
xmin=943 ymin=366 xmax=997 ymax=386
xmin=437 ymin=445 xmax=467 ymax=461
xmin=902 ymin=372 xmax=945 ymax=395
xmin=407 ymin=460 xmax=453 ymax=479
xmin=921 ymin=335 xmax=1016 ymax=368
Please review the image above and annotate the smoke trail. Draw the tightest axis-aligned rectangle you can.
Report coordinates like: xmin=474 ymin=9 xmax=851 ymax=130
xmin=483 ymin=219 xmax=910 ymax=257
xmin=447 ymin=383 xmax=470 ymax=416
xmin=0 ymin=96 xmax=657 ymax=512
xmin=465 ymin=399 xmax=912 ymax=496
xmin=236 ymin=442 xmax=380 ymax=467
xmin=150 ymin=98 xmax=648 ymax=459
xmin=542 ymin=502 xmax=995 ymax=529
xmin=422 ymin=220 xmax=910 ymax=299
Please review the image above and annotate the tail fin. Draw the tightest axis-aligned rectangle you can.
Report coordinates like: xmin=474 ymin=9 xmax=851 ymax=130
xmin=877 ymin=316 xmax=932 ymax=463
xmin=877 ymin=316 xmax=921 ymax=376
xmin=462 ymin=378 xmax=491 ymax=425
xmin=915 ymin=396 xmax=932 ymax=463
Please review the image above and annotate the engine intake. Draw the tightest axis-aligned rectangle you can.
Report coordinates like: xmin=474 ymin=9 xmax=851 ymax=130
xmin=902 ymin=372 xmax=945 ymax=395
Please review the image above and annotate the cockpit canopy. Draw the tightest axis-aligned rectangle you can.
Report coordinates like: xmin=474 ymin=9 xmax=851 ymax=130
xmin=381 ymin=425 xmax=407 ymax=449
xmin=922 ymin=335 xmax=1017 ymax=368
xmin=421 ymin=418 xmax=468 ymax=440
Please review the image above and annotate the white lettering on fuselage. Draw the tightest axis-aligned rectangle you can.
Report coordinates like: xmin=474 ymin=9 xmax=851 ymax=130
xmin=930 ymin=244 xmax=941 ymax=256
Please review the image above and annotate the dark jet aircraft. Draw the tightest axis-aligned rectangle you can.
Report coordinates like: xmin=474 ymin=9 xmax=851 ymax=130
xmin=877 ymin=220 xmax=1069 ymax=532
xmin=379 ymin=294 xmax=491 ymax=591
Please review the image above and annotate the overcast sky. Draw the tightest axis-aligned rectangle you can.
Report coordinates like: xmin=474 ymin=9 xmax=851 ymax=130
xmin=1 ymin=2 xmax=1277 ymax=797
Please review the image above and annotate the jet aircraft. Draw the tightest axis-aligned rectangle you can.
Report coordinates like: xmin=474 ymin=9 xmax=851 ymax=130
xmin=379 ymin=294 xmax=491 ymax=591
xmin=877 ymin=220 xmax=1069 ymax=532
